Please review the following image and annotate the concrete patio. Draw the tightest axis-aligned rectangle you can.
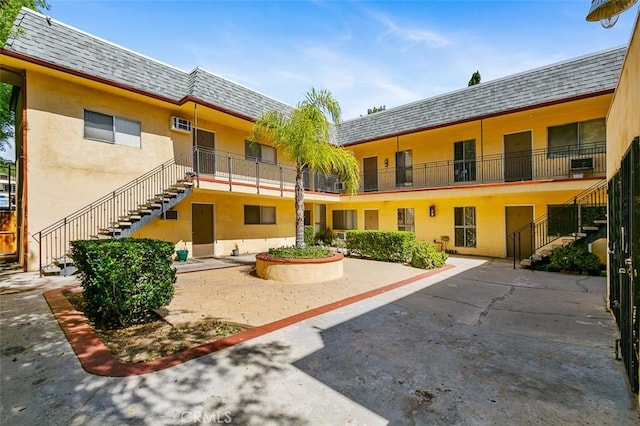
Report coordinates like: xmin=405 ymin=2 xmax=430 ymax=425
xmin=0 ymin=256 xmax=638 ymax=425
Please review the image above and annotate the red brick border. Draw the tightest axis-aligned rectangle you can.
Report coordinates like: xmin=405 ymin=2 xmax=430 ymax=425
xmin=43 ymin=263 xmax=455 ymax=377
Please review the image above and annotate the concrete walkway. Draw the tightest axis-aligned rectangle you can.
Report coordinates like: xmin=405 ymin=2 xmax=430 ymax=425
xmin=1 ymin=256 xmax=638 ymax=425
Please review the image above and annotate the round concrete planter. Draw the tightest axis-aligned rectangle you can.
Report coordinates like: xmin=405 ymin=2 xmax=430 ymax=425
xmin=255 ymin=252 xmax=344 ymax=283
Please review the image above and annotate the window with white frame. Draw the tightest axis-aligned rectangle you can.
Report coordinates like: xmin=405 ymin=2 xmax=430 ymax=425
xmin=245 ymin=140 xmax=276 ymax=164
xmin=84 ymin=110 xmax=141 ymax=148
xmin=547 ymin=118 xmax=605 ymax=156
xmin=454 ymin=206 xmax=476 ymax=247
xmin=332 ymin=210 xmax=357 ymax=230
xmin=397 ymin=208 xmax=415 ymax=232
xmin=244 ymin=205 xmax=276 ymax=224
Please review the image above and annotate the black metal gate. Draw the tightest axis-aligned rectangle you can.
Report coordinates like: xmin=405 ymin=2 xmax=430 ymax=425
xmin=609 ymin=136 xmax=640 ymax=393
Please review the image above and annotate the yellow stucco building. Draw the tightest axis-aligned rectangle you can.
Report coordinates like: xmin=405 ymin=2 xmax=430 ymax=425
xmin=0 ymin=7 xmax=626 ymax=276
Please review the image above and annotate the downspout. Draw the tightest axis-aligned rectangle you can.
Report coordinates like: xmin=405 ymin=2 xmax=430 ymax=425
xmin=20 ymin=70 xmax=27 ymax=271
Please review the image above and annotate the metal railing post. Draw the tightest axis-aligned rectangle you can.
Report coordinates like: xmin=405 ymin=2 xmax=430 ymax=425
xmin=39 ymin=231 xmax=42 ymax=277
xmin=256 ymin=159 xmax=260 ymax=194
xmin=195 ymin=148 xmax=201 ymax=188
xmin=228 ymin=155 xmax=233 ymax=191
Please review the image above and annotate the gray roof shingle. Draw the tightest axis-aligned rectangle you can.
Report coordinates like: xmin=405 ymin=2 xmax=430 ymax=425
xmin=3 ymin=8 xmax=626 ymax=145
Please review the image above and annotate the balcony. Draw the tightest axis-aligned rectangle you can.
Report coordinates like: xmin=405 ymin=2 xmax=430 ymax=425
xmin=357 ymin=143 xmax=606 ymax=193
xmin=187 ymin=143 xmax=605 ymax=196
xmin=189 ymin=148 xmax=341 ymax=195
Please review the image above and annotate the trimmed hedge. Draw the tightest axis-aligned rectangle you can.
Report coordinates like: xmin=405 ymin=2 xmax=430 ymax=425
xmin=70 ymin=238 xmax=176 ymax=328
xmin=411 ymin=241 xmax=448 ymax=270
xmin=346 ymin=230 xmax=415 ymax=262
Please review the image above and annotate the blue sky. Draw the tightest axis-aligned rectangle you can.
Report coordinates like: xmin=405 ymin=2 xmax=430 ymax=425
xmin=1 ymin=0 xmax=638 ymax=160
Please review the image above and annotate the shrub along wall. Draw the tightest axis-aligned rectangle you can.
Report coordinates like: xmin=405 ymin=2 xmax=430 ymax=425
xmin=70 ymin=238 xmax=176 ymax=328
xmin=346 ymin=230 xmax=415 ymax=262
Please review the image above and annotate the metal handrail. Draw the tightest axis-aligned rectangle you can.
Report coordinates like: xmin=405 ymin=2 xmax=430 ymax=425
xmin=511 ymin=179 xmax=608 ymax=267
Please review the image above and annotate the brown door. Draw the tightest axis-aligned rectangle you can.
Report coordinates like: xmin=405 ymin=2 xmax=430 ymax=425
xmin=363 ymin=157 xmax=378 ymax=192
xmin=192 ymin=203 xmax=214 ymax=258
xmin=364 ymin=210 xmax=379 ymax=230
xmin=504 ymin=131 xmax=532 ymax=182
xmin=194 ymin=129 xmax=215 ymax=174
xmin=506 ymin=206 xmax=533 ymax=258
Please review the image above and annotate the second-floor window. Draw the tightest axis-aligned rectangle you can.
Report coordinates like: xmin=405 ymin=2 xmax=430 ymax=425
xmin=84 ymin=110 xmax=141 ymax=148
xmin=245 ymin=140 xmax=276 ymax=164
xmin=396 ymin=150 xmax=413 ymax=186
xmin=244 ymin=205 xmax=276 ymax=224
xmin=397 ymin=208 xmax=415 ymax=232
xmin=454 ymin=139 xmax=476 ymax=182
xmin=332 ymin=210 xmax=357 ymax=230
xmin=547 ymin=118 xmax=605 ymax=157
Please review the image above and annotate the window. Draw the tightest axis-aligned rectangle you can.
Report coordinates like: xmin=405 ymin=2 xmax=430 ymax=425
xmin=396 ymin=150 xmax=413 ymax=186
xmin=84 ymin=110 xmax=141 ymax=148
xmin=244 ymin=205 xmax=276 ymax=224
xmin=332 ymin=210 xmax=357 ymax=230
xmin=454 ymin=207 xmax=476 ymax=247
xmin=245 ymin=140 xmax=276 ymax=164
xmin=454 ymin=140 xmax=476 ymax=182
xmin=547 ymin=118 xmax=605 ymax=156
xmin=397 ymin=208 xmax=415 ymax=232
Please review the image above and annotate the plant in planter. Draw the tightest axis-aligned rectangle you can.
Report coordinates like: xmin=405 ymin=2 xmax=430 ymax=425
xmin=175 ymin=242 xmax=189 ymax=262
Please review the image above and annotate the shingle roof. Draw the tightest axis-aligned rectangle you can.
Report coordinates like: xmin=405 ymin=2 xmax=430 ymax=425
xmin=337 ymin=46 xmax=626 ymax=145
xmin=4 ymin=8 xmax=292 ymax=118
xmin=2 ymin=8 xmax=626 ymax=145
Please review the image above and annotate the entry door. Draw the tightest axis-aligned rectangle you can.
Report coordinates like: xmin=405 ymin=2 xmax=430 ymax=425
xmin=364 ymin=210 xmax=379 ymax=230
xmin=363 ymin=157 xmax=378 ymax=192
xmin=504 ymin=131 xmax=532 ymax=182
xmin=314 ymin=204 xmax=326 ymax=234
xmin=194 ymin=129 xmax=215 ymax=175
xmin=506 ymin=206 xmax=533 ymax=258
xmin=192 ymin=203 xmax=214 ymax=258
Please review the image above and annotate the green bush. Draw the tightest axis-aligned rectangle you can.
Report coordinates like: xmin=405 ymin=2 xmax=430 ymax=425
xmin=268 ymin=245 xmax=332 ymax=259
xmin=313 ymin=228 xmax=334 ymax=245
xmin=346 ymin=230 xmax=415 ymax=262
xmin=547 ymin=242 xmax=603 ymax=275
xmin=304 ymin=225 xmax=314 ymax=246
xmin=411 ymin=241 xmax=448 ymax=269
xmin=70 ymin=238 xmax=176 ymax=328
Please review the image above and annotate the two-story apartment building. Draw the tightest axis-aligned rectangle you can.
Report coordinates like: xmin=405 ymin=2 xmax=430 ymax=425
xmin=0 ymin=8 xmax=625 ymax=273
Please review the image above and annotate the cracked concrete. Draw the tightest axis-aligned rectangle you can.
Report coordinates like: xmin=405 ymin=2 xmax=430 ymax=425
xmin=1 ymin=256 xmax=638 ymax=425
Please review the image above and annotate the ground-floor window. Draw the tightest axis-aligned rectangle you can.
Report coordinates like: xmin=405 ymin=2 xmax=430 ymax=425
xmin=244 ymin=205 xmax=276 ymax=224
xmin=332 ymin=209 xmax=357 ymax=230
xmin=454 ymin=206 xmax=476 ymax=247
xmin=397 ymin=208 xmax=415 ymax=232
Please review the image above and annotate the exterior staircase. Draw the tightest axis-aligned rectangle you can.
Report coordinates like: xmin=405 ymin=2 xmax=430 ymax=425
xmin=36 ymin=151 xmax=197 ymax=276
xmin=511 ymin=179 xmax=607 ymax=268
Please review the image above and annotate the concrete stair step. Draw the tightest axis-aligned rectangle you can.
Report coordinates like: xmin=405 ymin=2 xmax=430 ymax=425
xmin=593 ymin=219 xmax=607 ymax=224
xmin=582 ymin=226 xmax=599 ymax=231
xmin=53 ymin=255 xmax=74 ymax=266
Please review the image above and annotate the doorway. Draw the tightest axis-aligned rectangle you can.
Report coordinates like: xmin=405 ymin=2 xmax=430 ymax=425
xmin=194 ymin=129 xmax=215 ymax=175
xmin=506 ymin=206 xmax=533 ymax=258
xmin=192 ymin=203 xmax=214 ymax=258
xmin=363 ymin=157 xmax=378 ymax=192
xmin=504 ymin=131 xmax=532 ymax=182
xmin=364 ymin=210 xmax=379 ymax=230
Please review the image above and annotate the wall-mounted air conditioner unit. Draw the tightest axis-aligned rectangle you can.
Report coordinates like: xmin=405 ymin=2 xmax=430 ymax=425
xmin=569 ymin=157 xmax=594 ymax=170
xmin=170 ymin=116 xmax=192 ymax=133
xmin=334 ymin=182 xmax=346 ymax=192
xmin=335 ymin=231 xmax=347 ymax=240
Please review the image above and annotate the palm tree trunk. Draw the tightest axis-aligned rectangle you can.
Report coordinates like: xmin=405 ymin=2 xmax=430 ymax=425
xmin=295 ymin=167 xmax=305 ymax=248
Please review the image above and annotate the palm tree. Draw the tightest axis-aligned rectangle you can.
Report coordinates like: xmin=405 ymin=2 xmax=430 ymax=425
xmin=250 ymin=87 xmax=359 ymax=248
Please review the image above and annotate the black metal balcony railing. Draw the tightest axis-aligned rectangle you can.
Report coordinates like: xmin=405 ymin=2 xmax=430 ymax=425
xmin=356 ymin=143 xmax=606 ymax=193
